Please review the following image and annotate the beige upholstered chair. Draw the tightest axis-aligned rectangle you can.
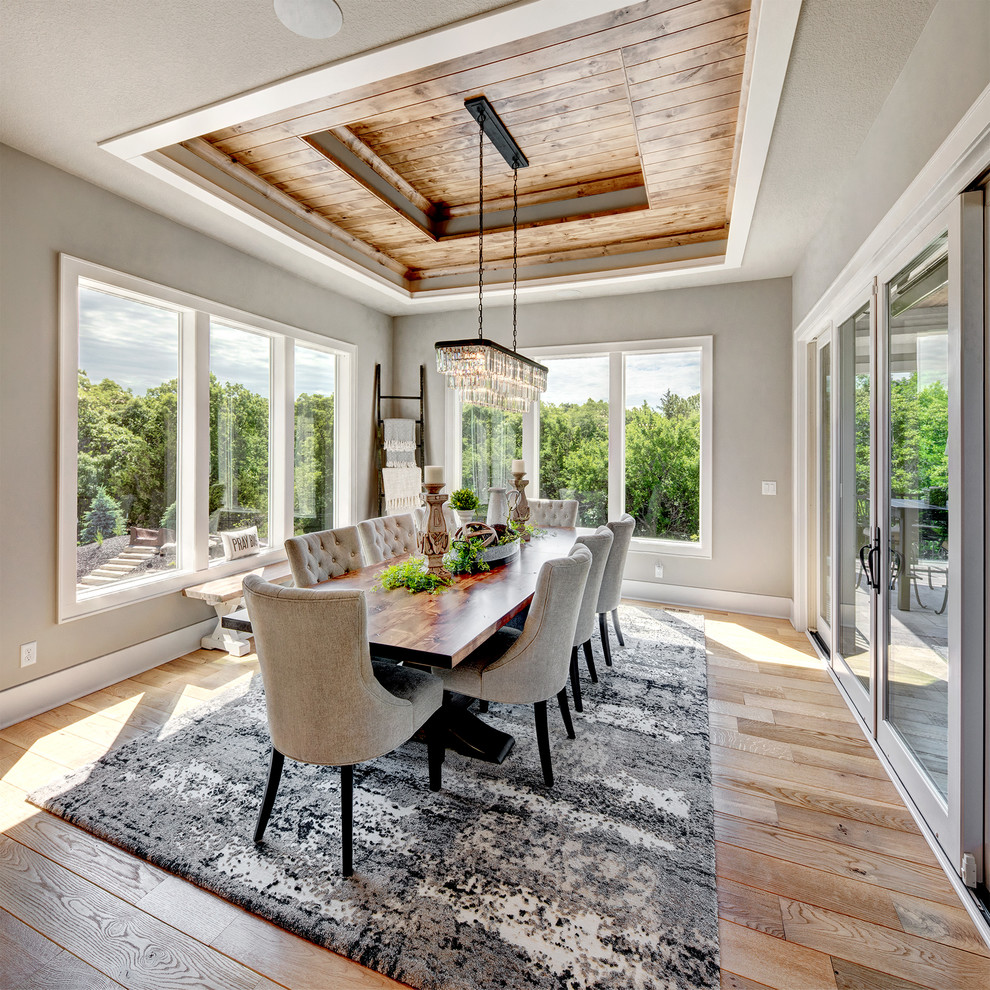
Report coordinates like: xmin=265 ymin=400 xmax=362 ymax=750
xmin=438 ymin=546 xmax=591 ymax=786
xmin=243 ymin=574 xmax=444 ymax=876
xmin=568 ymin=527 xmax=613 ymax=712
xmin=357 ymin=513 xmax=419 ymax=564
xmin=597 ymin=514 xmax=636 ymax=666
xmin=529 ymin=498 xmax=579 ymax=528
xmin=284 ymin=525 xmax=365 ymax=587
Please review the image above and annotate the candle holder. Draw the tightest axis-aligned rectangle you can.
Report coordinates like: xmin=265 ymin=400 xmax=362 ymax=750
xmin=419 ymin=482 xmax=452 ymax=578
xmin=510 ymin=471 xmax=531 ymax=539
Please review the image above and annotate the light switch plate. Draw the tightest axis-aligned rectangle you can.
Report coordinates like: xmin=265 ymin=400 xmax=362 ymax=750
xmin=762 ymin=481 xmax=777 ymax=496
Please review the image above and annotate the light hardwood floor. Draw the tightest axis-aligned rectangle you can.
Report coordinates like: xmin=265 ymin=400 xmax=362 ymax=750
xmin=1 ymin=608 xmax=987 ymax=989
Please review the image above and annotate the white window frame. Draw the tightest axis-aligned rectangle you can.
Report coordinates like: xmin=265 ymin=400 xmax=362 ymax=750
xmin=447 ymin=336 xmax=712 ymax=557
xmin=58 ymin=254 xmax=354 ymax=621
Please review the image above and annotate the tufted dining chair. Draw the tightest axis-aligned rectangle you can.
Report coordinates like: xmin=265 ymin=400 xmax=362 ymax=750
xmin=357 ymin=513 xmax=419 ymax=564
xmin=596 ymin=514 xmax=636 ymax=666
xmin=284 ymin=525 xmax=365 ymax=587
xmin=243 ymin=574 xmax=445 ymax=876
xmin=567 ymin=527 xmax=613 ymax=713
xmin=528 ymin=498 xmax=579 ymax=528
xmin=438 ymin=546 xmax=591 ymax=786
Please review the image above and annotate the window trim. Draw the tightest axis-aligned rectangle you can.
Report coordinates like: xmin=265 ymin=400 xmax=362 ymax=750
xmin=522 ymin=337 xmax=713 ymax=558
xmin=58 ymin=254 xmax=355 ymax=622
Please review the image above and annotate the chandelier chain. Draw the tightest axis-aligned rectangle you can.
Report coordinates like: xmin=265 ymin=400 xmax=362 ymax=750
xmin=512 ymin=165 xmax=518 ymax=352
xmin=477 ymin=107 xmax=484 ymax=340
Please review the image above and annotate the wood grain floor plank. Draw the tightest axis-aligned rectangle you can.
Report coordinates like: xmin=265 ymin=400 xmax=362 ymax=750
xmin=734 ymin=718 xmax=872 ymax=758
xmin=771 ymin=803 xmax=934 ymax=865
xmin=711 ymin=769 xmax=923 ymax=833
xmin=0 ymin=835 xmax=281 ymax=990
xmin=718 ymin=919 xmax=838 ymax=989
xmin=6 ymin=813 xmax=169 ymax=904
xmin=715 ymin=841 xmax=905 ymax=931
xmin=715 ymin=814 xmax=958 ymax=906
xmin=788 ymin=744 xmax=894 ymax=781
xmin=830 ymin=956 xmax=930 ymax=990
xmin=135 ymin=876 xmax=247 ymax=946
xmin=712 ymin=784 xmax=779 ymax=825
xmin=711 ymin=746 xmax=903 ymax=804
xmin=779 ymin=899 xmax=990 ymax=990
xmin=889 ymin=891 xmax=990 ymax=958
xmin=719 ymin=971 xmax=775 ymax=990
xmin=717 ymin=877 xmax=785 ymax=937
xmin=211 ymin=909 xmax=410 ymax=989
xmin=19 ymin=950 xmax=128 ymax=990
xmin=0 ymin=905 xmax=65 ymax=986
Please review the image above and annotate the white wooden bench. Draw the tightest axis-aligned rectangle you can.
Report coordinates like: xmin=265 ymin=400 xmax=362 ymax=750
xmin=182 ymin=560 xmax=294 ymax=656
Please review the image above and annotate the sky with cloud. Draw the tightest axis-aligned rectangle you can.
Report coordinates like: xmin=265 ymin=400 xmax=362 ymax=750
xmin=79 ymin=289 xmax=334 ymax=397
xmin=541 ymin=352 xmax=701 ymax=408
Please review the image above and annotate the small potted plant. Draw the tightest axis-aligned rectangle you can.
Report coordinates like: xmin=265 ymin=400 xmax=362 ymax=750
xmin=449 ymin=488 xmax=480 ymax=528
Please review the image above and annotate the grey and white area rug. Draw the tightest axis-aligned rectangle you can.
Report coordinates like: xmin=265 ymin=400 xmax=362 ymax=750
xmin=30 ymin=606 xmax=718 ymax=990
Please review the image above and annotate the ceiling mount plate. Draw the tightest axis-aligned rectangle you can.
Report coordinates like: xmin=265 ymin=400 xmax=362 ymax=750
xmin=464 ymin=96 xmax=529 ymax=170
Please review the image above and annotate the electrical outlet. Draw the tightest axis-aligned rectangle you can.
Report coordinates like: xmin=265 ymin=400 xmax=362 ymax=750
xmin=654 ymin=561 xmax=664 ymax=578
xmin=762 ymin=481 xmax=777 ymax=496
xmin=20 ymin=641 xmax=37 ymax=667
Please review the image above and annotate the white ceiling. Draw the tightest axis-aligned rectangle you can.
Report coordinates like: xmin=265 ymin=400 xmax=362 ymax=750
xmin=0 ymin=0 xmax=937 ymax=315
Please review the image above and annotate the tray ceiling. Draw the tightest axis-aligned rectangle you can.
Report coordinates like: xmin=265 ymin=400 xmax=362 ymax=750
xmin=167 ymin=0 xmax=753 ymax=294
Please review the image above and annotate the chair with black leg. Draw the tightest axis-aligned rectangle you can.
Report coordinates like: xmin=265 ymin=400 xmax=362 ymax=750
xmin=567 ymin=527 xmax=613 ymax=713
xmin=528 ymin=498 xmax=579 ymax=528
xmin=437 ymin=546 xmax=591 ymax=787
xmin=242 ymin=574 xmax=445 ymax=877
xmin=596 ymin=514 xmax=635 ymax=667
xmin=284 ymin=525 xmax=366 ymax=587
xmin=357 ymin=513 xmax=419 ymax=564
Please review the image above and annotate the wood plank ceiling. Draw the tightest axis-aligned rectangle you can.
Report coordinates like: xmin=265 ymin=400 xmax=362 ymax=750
xmin=183 ymin=0 xmax=752 ymax=291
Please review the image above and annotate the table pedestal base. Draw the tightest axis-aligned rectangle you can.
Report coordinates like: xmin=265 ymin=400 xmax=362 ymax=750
xmin=443 ymin=694 xmax=515 ymax=764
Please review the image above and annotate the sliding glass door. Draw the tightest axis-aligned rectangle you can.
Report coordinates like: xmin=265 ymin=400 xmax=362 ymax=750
xmin=819 ymin=192 xmax=984 ymax=885
xmin=832 ymin=300 xmax=874 ymax=725
xmin=874 ymin=196 xmax=985 ymax=874
xmin=814 ymin=333 xmax=833 ymax=649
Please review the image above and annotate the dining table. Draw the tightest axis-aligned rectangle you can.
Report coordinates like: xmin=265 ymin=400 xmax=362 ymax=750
xmin=224 ymin=526 xmax=580 ymax=762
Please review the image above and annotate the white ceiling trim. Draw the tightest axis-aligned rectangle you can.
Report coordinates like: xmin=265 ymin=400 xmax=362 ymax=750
xmin=99 ymin=0 xmax=636 ymax=160
xmin=724 ymin=0 xmax=802 ymax=267
xmin=99 ymin=0 xmax=800 ymax=309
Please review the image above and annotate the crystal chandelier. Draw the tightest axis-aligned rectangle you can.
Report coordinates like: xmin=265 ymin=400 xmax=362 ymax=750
xmin=435 ymin=97 xmax=548 ymax=413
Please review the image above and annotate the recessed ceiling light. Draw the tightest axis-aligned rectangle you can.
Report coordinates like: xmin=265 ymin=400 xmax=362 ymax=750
xmin=274 ymin=0 xmax=343 ymax=39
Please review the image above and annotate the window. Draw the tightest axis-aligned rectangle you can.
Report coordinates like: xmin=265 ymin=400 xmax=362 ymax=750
xmin=76 ymin=286 xmax=180 ymax=589
xmin=59 ymin=256 xmax=353 ymax=620
xmin=623 ymin=350 xmax=703 ymax=542
xmin=538 ymin=356 xmax=609 ymax=527
xmin=460 ymin=402 xmax=522 ymax=517
xmin=524 ymin=338 xmax=711 ymax=555
xmin=293 ymin=343 xmax=336 ymax=534
xmin=209 ymin=322 xmax=271 ymax=557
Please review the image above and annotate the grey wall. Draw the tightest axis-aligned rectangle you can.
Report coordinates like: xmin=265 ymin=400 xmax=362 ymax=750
xmin=394 ymin=278 xmax=793 ymax=602
xmin=792 ymin=0 xmax=990 ymax=324
xmin=0 ymin=145 xmax=392 ymax=690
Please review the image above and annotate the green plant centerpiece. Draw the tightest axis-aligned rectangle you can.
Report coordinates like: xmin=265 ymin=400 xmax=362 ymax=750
xmin=448 ymin=488 xmax=479 ymax=512
xmin=375 ymin=557 xmax=452 ymax=594
xmin=445 ymin=535 xmax=491 ymax=576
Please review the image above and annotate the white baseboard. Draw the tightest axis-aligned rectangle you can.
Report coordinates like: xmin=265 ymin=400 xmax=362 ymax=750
xmin=622 ymin=580 xmax=793 ymax=620
xmin=0 ymin=619 xmax=217 ymax=729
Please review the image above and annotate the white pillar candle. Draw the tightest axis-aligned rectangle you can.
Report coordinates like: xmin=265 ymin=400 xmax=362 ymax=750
xmin=511 ymin=459 xmax=526 ymax=474
xmin=424 ymin=465 xmax=444 ymax=484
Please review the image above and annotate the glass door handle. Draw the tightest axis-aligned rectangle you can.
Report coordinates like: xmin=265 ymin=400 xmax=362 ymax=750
xmin=859 ymin=531 xmax=882 ymax=592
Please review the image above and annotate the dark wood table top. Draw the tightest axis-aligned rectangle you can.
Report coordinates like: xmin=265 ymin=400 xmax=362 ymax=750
xmin=313 ymin=528 xmax=579 ymax=668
